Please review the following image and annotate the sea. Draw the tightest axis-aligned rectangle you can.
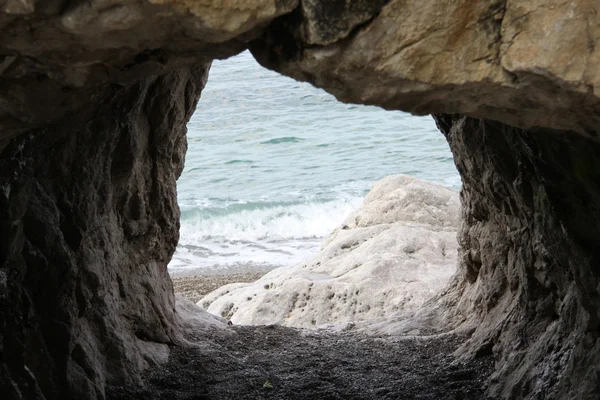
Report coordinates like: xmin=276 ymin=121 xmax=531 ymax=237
xmin=168 ymin=51 xmax=460 ymax=277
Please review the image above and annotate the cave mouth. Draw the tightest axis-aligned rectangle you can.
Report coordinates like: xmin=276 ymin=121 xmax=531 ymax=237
xmin=169 ymin=51 xmax=462 ymax=324
xmin=2 ymin=0 xmax=600 ymax=398
xmin=0 ymin=50 xmax=473 ymax=400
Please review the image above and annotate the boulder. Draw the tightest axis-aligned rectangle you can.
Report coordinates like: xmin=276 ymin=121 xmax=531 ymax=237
xmin=200 ymin=175 xmax=460 ymax=328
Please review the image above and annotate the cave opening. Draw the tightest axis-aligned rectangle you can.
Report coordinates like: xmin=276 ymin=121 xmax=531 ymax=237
xmin=2 ymin=1 xmax=600 ymax=399
xmin=169 ymin=51 xmax=462 ymax=329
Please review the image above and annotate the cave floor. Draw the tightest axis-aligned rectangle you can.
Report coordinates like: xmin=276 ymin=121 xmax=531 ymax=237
xmin=108 ymin=325 xmax=493 ymax=400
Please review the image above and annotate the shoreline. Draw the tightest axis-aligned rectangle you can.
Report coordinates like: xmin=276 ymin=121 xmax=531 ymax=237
xmin=172 ymin=272 xmax=267 ymax=303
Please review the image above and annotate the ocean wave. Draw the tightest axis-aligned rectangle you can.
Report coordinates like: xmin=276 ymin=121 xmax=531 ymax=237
xmin=171 ymin=197 xmax=362 ymax=274
xmin=224 ymin=159 xmax=254 ymax=164
xmin=178 ymin=197 xmax=362 ymax=244
xmin=260 ymin=137 xmax=305 ymax=145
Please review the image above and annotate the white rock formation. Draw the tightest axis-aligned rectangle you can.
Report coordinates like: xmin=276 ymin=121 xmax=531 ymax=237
xmin=198 ymin=175 xmax=460 ymax=329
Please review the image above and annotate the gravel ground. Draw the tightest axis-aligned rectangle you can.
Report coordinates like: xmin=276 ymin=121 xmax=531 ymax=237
xmin=172 ymin=272 xmax=266 ymax=303
xmin=133 ymin=274 xmax=495 ymax=399
xmin=108 ymin=325 xmax=494 ymax=400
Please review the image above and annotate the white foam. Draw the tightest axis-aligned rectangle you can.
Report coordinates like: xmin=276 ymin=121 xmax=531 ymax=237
xmin=169 ymin=197 xmax=363 ymax=275
xmin=179 ymin=198 xmax=361 ymax=243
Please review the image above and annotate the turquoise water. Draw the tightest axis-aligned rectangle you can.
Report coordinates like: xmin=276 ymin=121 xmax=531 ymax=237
xmin=169 ymin=51 xmax=460 ymax=276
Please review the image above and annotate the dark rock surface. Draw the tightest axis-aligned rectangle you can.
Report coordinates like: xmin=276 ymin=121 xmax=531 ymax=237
xmin=434 ymin=115 xmax=600 ymax=399
xmin=0 ymin=0 xmax=298 ymax=147
xmin=107 ymin=325 xmax=493 ymax=400
xmin=1 ymin=65 xmax=210 ymax=399
xmin=296 ymin=0 xmax=390 ymax=46
xmin=1 ymin=1 xmax=600 ymax=399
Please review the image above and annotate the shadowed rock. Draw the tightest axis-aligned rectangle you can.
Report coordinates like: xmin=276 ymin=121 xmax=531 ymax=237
xmin=1 ymin=65 xmax=210 ymax=399
xmin=1 ymin=1 xmax=600 ymax=399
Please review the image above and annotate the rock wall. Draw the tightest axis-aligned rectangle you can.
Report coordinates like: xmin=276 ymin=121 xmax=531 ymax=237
xmin=434 ymin=115 xmax=600 ymax=399
xmin=1 ymin=2 xmax=298 ymax=399
xmin=0 ymin=65 xmax=209 ymax=399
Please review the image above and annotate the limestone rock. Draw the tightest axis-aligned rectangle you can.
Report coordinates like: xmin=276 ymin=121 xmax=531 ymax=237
xmin=0 ymin=0 xmax=298 ymax=146
xmin=175 ymin=295 xmax=230 ymax=333
xmin=430 ymin=115 xmax=600 ymax=399
xmin=199 ymin=176 xmax=460 ymax=328
xmin=251 ymin=0 xmax=600 ymax=136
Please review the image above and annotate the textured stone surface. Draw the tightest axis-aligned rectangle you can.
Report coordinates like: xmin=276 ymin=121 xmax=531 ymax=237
xmin=297 ymin=0 xmax=389 ymax=45
xmin=0 ymin=65 xmax=210 ymax=399
xmin=432 ymin=115 xmax=600 ymax=399
xmin=1 ymin=1 xmax=600 ymax=399
xmin=0 ymin=2 xmax=300 ymax=399
xmin=200 ymin=176 xmax=459 ymax=329
xmin=251 ymin=0 xmax=600 ymax=136
xmin=0 ymin=0 xmax=298 ymax=147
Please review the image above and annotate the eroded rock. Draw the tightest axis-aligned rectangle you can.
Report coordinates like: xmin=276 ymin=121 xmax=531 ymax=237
xmin=434 ymin=115 xmax=600 ymax=399
xmin=1 ymin=1 xmax=600 ymax=399
xmin=0 ymin=65 xmax=210 ymax=400
xmin=251 ymin=0 xmax=600 ymax=136
xmin=200 ymin=176 xmax=459 ymax=329
xmin=298 ymin=0 xmax=389 ymax=45
xmin=0 ymin=0 xmax=298 ymax=146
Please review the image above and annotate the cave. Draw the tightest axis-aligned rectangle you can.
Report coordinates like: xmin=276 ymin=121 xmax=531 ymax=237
xmin=1 ymin=1 xmax=600 ymax=399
